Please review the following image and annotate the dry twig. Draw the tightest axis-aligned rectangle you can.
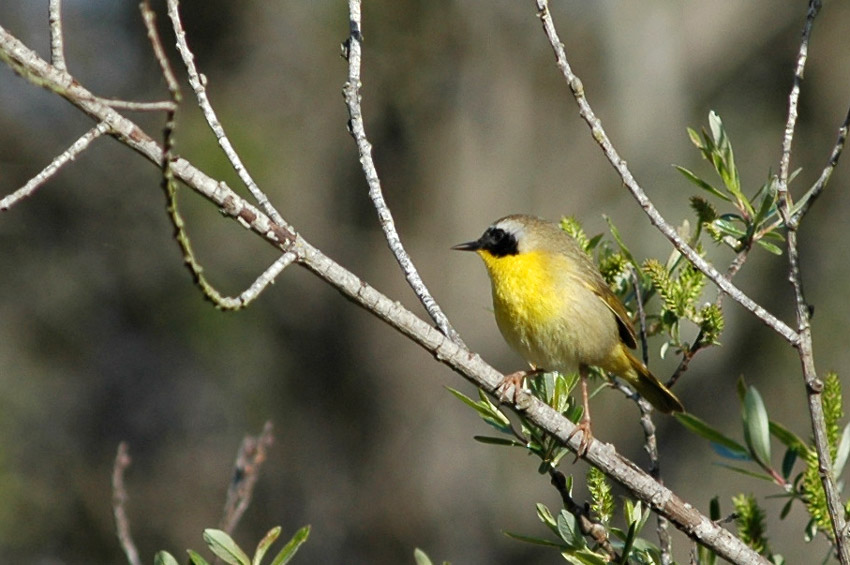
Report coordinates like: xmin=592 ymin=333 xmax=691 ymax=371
xmin=112 ymin=442 xmax=142 ymax=565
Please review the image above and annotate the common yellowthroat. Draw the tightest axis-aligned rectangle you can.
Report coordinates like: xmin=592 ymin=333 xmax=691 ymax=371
xmin=453 ymin=214 xmax=683 ymax=451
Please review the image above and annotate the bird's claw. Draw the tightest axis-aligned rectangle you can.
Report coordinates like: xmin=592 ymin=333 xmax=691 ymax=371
xmin=566 ymin=417 xmax=593 ymax=459
xmin=496 ymin=370 xmax=527 ymax=403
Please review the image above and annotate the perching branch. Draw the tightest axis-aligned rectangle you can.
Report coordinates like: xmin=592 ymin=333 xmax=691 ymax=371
xmin=532 ymin=0 xmax=799 ymax=347
xmin=342 ymin=0 xmax=462 ymax=344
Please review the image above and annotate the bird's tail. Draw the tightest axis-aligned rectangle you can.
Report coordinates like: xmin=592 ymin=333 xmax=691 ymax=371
xmin=622 ymin=349 xmax=684 ymax=414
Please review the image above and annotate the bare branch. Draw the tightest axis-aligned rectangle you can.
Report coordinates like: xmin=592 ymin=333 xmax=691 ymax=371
xmin=140 ymin=0 xmax=180 ymax=99
xmin=48 ymin=0 xmax=66 ymax=72
xmin=98 ymin=98 xmax=178 ymax=112
xmin=220 ymin=421 xmax=275 ymax=535
xmin=532 ymin=0 xmax=798 ymax=347
xmin=0 ymin=122 xmax=110 ymax=211
xmin=777 ymin=0 xmax=822 ymax=218
xmin=165 ymin=0 xmax=288 ymax=230
xmin=112 ymin=442 xmax=142 ymax=565
xmin=342 ymin=0 xmax=463 ymax=344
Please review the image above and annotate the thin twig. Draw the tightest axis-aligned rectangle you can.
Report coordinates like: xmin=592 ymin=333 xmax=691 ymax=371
xmin=792 ymin=103 xmax=850 ymax=224
xmin=629 ymin=267 xmax=673 ymax=562
xmin=342 ymin=0 xmax=463 ymax=345
xmin=220 ymin=421 xmax=275 ymax=534
xmin=777 ymin=0 xmax=821 ymax=213
xmin=549 ymin=469 xmax=619 ymax=561
xmin=98 ymin=98 xmax=178 ymax=112
xmin=48 ymin=0 xmax=66 ymax=72
xmin=532 ymin=0 xmax=798 ymax=347
xmin=0 ymin=24 xmax=771 ymax=565
xmin=112 ymin=442 xmax=142 ymax=565
xmin=0 ymin=122 xmax=110 ymax=211
xmin=165 ymin=0 xmax=289 ymax=231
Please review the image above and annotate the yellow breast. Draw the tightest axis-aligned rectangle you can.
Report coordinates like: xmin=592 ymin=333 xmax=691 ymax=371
xmin=479 ymin=249 xmax=618 ymax=372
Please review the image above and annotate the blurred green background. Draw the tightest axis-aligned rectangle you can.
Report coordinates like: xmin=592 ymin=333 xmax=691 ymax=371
xmin=1 ymin=1 xmax=849 ymax=563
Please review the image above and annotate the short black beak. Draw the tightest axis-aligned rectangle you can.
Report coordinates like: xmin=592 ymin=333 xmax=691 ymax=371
xmin=451 ymin=240 xmax=481 ymax=252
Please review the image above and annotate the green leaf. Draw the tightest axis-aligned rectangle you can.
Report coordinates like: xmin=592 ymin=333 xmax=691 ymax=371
xmin=413 ymin=548 xmax=433 ymax=565
xmin=618 ymin=522 xmax=638 ymax=565
xmin=780 ymin=498 xmax=794 ymax=520
xmin=675 ymin=165 xmax=730 ymax=202
xmin=269 ymin=525 xmax=311 ymax=565
xmin=502 ymin=530 xmax=569 ymax=549
xmin=188 ymin=550 xmax=211 ymax=565
xmin=557 ymin=510 xmax=586 ymax=549
xmin=472 ymin=435 xmax=523 ymax=447
xmin=563 ymin=550 xmax=610 ymax=565
xmin=769 ymin=421 xmax=808 ymax=455
xmin=833 ymin=422 xmax=850 ymax=476
xmin=781 ymin=448 xmax=798 ymax=481
xmin=675 ymin=412 xmax=749 ymax=458
xmin=253 ymin=527 xmax=281 ymax=565
xmin=603 ymin=216 xmax=635 ymax=265
xmin=536 ymin=502 xmax=559 ymax=535
xmin=716 ymin=463 xmax=775 ymax=482
xmin=709 ymin=496 xmax=721 ymax=521
xmin=743 ymin=387 xmax=772 ymax=468
xmin=756 ymin=239 xmax=783 ymax=255
xmin=204 ymin=530 xmax=251 ymax=565
xmin=155 ymin=552 xmax=182 ymax=565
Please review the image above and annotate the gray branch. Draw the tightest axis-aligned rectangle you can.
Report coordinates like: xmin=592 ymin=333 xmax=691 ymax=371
xmin=342 ymin=0 xmax=462 ymax=344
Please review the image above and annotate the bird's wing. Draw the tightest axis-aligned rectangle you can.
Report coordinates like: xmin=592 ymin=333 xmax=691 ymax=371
xmin=585 ymin=279 xmax=637 ymax=349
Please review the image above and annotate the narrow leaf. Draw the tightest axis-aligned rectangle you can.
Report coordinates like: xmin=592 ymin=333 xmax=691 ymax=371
xmin=743 ymin=387 xmax=772 ymax=467
xmin=473 ymin=435 xmax=523 ymax=447
xmin=155 ymin=552 xmax=181 ymax=565
xmin=269 ymin=525 xmax=311 ymax=565
xmin=502 ymin=530 xmax=569 ymax=549
xmin=253 ymin=527 xmax=281 ymax=565
xmin=187 ymin=550 xmax=211 ymax=565
xmin=204 ymin=530 xmax=250 ymax=565
xmin=674 ymin=165 xmax=730 ymax=201
xmin=675 ymin=413 xmax=749 ymax=457
xmin=769 ymin=421 xmax=808 ymax=455
xmin=413 ymin=548 xmax=433 ymax=565
xmin=756 ymin=239 xmax=783 ymax=255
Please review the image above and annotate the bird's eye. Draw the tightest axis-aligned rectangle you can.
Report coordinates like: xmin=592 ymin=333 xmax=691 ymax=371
xmin=484 ymin=227 xmax=518 ymax=257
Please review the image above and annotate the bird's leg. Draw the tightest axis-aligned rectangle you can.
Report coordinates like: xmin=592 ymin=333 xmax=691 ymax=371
xmin=566 ymin=365 xmax=593 ymax=457
xmin=496 ymin=367 xmax=543 ymax=403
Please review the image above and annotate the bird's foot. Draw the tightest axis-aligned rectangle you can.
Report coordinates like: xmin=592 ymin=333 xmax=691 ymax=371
xmin=566 ymin=416 xmax=593 ymax=459
xmin=496 ymin=370 xmax=529 ymax=403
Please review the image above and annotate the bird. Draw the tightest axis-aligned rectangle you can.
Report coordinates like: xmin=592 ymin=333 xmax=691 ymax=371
xmin=452 ymin=214 xmax=683 ymax=454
